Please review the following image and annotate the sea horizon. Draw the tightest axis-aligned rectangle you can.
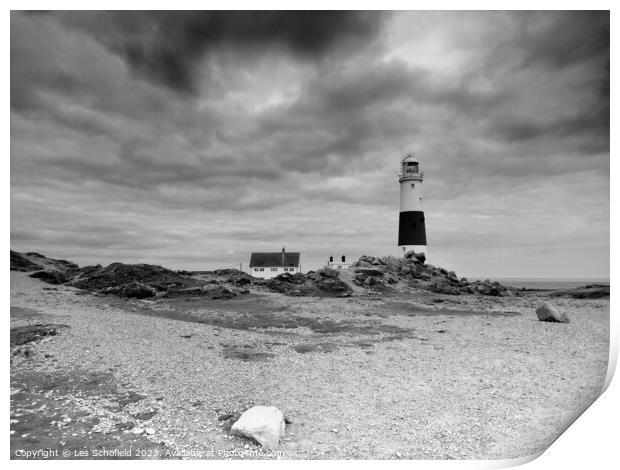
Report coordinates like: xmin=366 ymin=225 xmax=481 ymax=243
xmin=475 ymin=277 xmax=610 ymax=290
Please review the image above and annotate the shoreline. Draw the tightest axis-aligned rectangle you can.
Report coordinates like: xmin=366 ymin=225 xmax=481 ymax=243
xmin=10 ymin=270 xmax=610 ymax=460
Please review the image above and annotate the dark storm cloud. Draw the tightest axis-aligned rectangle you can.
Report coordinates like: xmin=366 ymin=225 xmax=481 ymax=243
xmin=55 ymin=11 xmax=387 ymax=94
xmin=482 ymin=11 xmax=610 ymax=148
xmin=516 ymin=11 xmax=609 ymax=69
xmin=10 ymin=11 xmax=610 ymax=276
xmin=251 ymin=58 xmax=515 ymax=179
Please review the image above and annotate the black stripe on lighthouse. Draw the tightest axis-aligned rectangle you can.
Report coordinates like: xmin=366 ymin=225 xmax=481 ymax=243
xmin=398 ymin=211 xmax=427 ymax=246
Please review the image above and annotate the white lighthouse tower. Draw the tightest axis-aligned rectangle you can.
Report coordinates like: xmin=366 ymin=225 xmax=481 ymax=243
xmin=398 ymin=153 xmax=427 ymax=259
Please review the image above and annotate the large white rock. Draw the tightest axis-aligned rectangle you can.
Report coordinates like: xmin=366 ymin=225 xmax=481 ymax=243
xmin=536 ymin=301 xmax=570 ymax=323
xmin=230 ymin=406 xmax=285 ymax=450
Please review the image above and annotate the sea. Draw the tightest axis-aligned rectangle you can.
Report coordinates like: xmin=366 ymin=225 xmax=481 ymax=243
xmin=475 ymin=278 xmax=611 ymax=290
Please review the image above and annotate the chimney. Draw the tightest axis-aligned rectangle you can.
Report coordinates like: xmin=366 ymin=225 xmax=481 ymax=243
xmin=281 ymin=247 xmax=285 ymax=266
xmin=341 ymin=255 xmax=346 ymax=262
xmin=329 ymin=255 xmax=333 ymax=263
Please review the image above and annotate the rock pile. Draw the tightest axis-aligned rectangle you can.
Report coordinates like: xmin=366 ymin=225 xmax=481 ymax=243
xmin=264 ymin=267 xmax=353 ymax=297
xmin=351 ymin=255 xmax=512 ymax=296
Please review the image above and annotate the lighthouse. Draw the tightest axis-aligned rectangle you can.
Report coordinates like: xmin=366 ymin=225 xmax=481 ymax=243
xmin=398 ymin=153 xmax=427 ymax=258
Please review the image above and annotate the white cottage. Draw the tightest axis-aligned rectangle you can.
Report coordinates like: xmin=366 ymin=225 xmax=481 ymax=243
xmin=249 ymin=247 xmax=301 ymax=279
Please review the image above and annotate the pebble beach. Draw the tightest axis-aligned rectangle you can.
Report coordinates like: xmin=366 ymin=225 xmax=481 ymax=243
xmin=10 ymin=270 xmax=609 ymax=460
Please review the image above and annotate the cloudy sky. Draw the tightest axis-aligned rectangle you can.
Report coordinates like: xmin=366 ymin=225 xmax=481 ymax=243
xmin=10 ymin=11 xmax=609 ymax=278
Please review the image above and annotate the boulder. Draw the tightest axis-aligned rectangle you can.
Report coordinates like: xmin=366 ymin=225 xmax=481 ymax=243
xmin=230 ymin=406 xmax=285 ymax=450
xmin=119 ymin=282 xmax=156 ymax=299
xmin=536 ymin=302 xmax=570 ymax=323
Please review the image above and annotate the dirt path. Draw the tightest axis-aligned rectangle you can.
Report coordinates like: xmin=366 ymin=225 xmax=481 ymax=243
xmin=10 ymin=272 xmax=609 ymax=459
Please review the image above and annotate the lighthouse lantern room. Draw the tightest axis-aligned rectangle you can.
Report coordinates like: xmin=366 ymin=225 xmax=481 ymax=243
xmin=398 ymin=153 xmax=427 ymax=257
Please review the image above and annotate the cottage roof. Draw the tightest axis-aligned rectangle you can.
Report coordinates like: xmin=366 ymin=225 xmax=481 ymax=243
xmin=249 ymin=252 xmax=300 ymax=268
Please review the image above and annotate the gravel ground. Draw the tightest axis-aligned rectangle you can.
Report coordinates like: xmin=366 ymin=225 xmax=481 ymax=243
xmin=10 ymin=272 xmax=609 ymax=460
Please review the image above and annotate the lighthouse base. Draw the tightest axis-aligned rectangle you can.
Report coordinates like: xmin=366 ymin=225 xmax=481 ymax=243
xmin=398 ymin=210 xmax=427 ymax=246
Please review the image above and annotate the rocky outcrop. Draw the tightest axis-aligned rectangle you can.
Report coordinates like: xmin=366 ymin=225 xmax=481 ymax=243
xmin=12 ymin=250 xmax=80 ymax=285
xmin=11 ymin=250 xmax=79 ymax=274
xmin=230 ymin=406 xmax=285 ymax=450
xmin=266 ymin=268 xmax=352 ymax=297
xmin=536 ymin=301 xmax=570 ymax=323
xmin=73 ymin=264 xmax=251 ymax=299
xmin=350 ymin=255 xmax=512 ymax=296
xmin=23 ymin=252 xmax=79 ymax=272
xmin=10 ymin=251 xmax=43 ymax=272
xmin=212 ymin=269 xmax=253 ymax=286
xmin=21 ymin=254 xmax=249 ymax=300
xmin=188 ymin=269 xmax=254 ymax=286
xmin=70 ymin=263 xmax=191 ymax=293
xmin=11 ymin=251 xmax=78 ymax=273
